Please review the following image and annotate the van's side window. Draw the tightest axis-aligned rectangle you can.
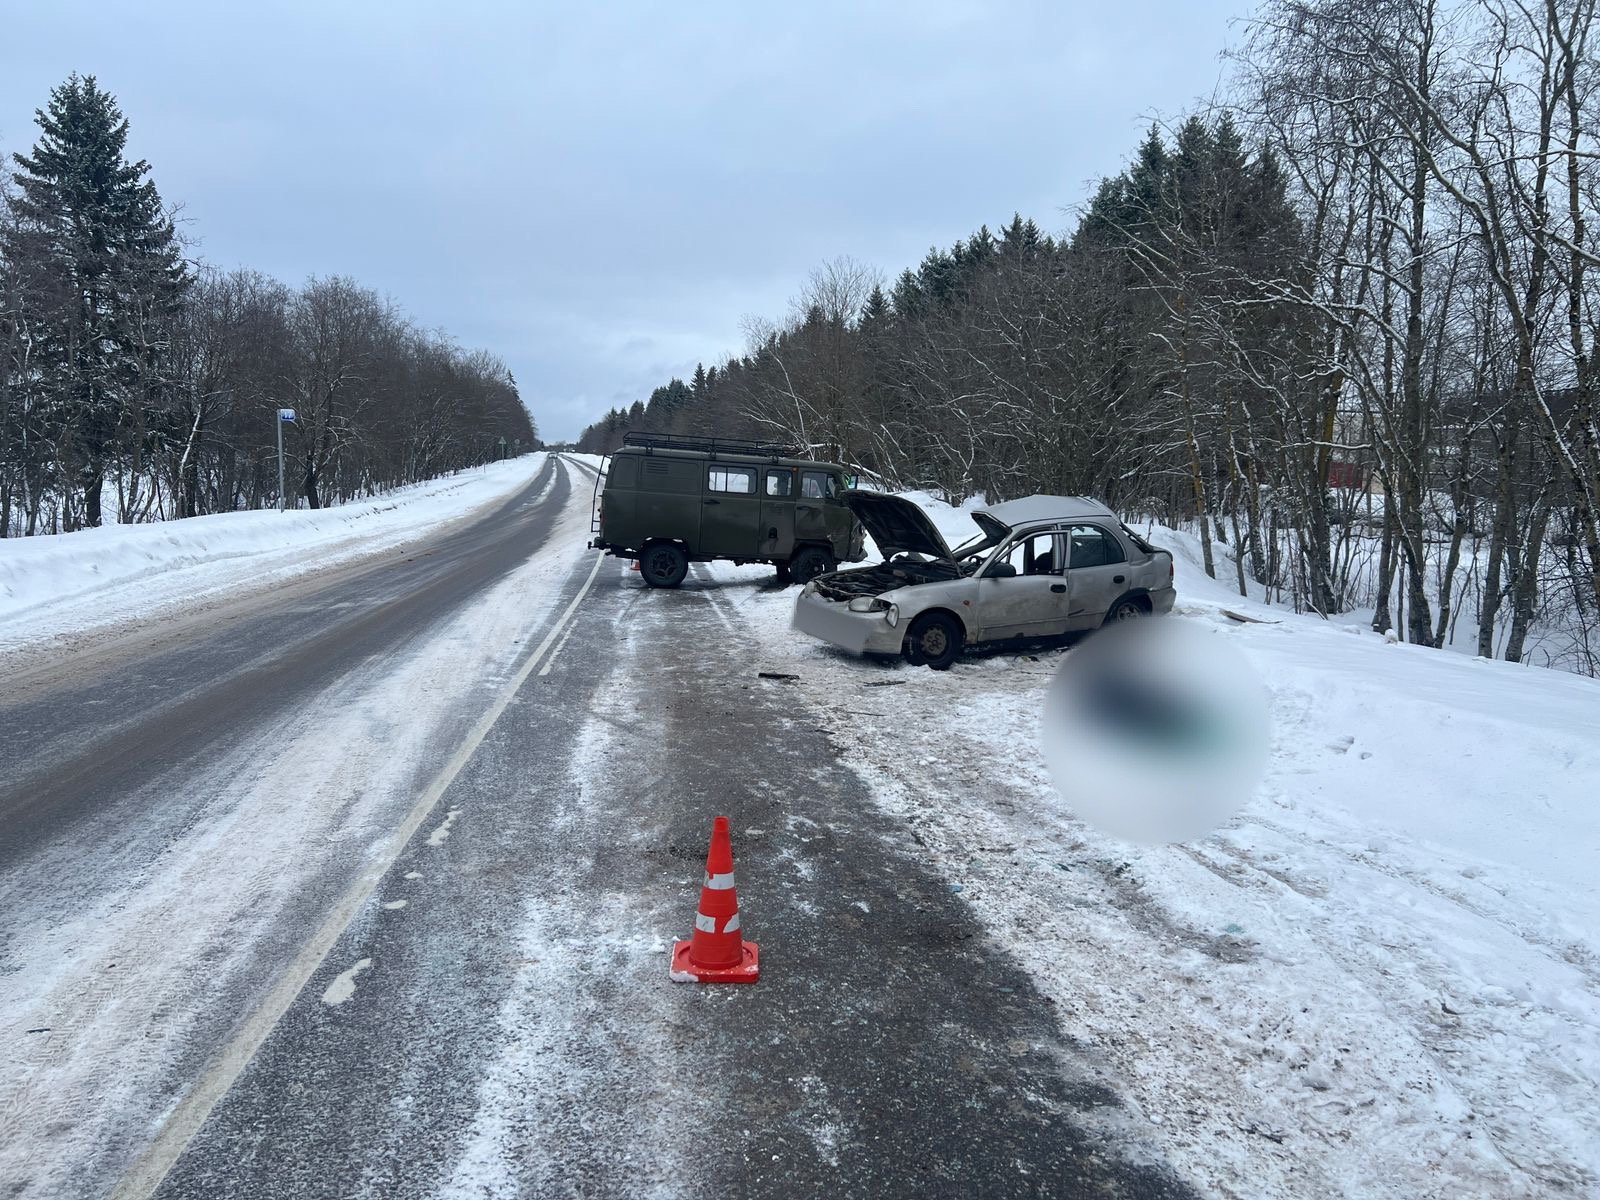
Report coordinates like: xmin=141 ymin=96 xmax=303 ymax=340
xmin=765 ymin=471 xmax=793 ymax=497
xmin=707 ymin=466 xmax=756 ymax=495
xmin=801 ymin=471 xmax=836 ymax=499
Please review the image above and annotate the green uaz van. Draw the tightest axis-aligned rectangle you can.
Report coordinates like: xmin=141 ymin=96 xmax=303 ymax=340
xmin=588 ymin=434 xmax=866 ymax=587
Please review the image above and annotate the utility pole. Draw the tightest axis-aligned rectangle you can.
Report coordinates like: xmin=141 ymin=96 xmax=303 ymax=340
xmin=277 ymin=408 xmax=296 ymax=511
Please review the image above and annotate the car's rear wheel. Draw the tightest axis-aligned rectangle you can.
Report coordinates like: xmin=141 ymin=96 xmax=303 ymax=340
xmin=639 ymin=542 xmax=689 ymax=588
xmin=904 ymin=612 xmax=963 ymax=671
xmin=1106 ymin=595 xmax=1148 ymax=623
xmin=790 ymin=546 xmax=835 ymax=584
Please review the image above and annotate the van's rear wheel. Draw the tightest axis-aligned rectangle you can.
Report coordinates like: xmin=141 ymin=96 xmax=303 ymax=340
xmin=639 ymin=542 xmax=689 ymax=588
xmin=790 ymin=547 xmax=835 ymax=584
xmin=905 ymin=612 xmax=963 ymax=671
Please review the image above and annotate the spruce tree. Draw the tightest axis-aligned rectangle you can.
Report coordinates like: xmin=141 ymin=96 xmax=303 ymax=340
xmin=9 ymin=74 xmax=187 ymax=527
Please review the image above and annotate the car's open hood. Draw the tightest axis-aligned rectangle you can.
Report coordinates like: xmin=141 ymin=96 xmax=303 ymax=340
xmin=843 ymin=491 xmax=956 ymax=561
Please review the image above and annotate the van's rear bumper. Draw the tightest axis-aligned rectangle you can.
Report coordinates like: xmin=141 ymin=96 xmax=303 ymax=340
xmin=792 ymin=591 xmax=904 ymax=656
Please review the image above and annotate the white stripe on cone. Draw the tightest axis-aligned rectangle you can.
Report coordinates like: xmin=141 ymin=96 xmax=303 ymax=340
xmin=704 ymin=871 xmax=736 ymax=891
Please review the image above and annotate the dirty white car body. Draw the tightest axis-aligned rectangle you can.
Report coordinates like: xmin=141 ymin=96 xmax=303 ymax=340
xmin=792 ymin=492 xmax=1176 ymax=668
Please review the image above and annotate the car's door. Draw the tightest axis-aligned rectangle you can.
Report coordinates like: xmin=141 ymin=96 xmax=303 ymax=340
xmin=761 ymin=468 xmax=797 ymax=558
xmin=699 ymin=463 xmax=762 ymax=557
xmin=1063 ymin=523 xmax=1130 ymax=628
xmin=973 ymin=530 xmax=1070 ymax=639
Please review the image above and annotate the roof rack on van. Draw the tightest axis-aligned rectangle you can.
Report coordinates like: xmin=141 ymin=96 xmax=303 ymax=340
xmin=621 ymin=432 xmax=801 ymax=458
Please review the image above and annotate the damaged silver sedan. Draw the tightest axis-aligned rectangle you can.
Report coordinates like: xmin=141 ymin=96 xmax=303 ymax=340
xmin=792 ymin=492 xmax=1175 ymax=669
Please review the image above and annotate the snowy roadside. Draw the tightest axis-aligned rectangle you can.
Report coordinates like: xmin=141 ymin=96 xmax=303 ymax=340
xmin=0 ymin=454 xmax=550 ymax=659
xmin=705 ymin=496 xmax=1600 ymax=1199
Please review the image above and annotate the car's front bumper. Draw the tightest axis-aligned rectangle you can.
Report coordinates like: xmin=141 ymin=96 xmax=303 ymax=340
xmin=792 ymin=590 xmax=905 ymax=656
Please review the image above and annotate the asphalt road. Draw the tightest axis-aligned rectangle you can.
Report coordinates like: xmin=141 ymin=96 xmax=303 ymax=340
xmin=1 ymin=456 xmax=1192 ymax=1200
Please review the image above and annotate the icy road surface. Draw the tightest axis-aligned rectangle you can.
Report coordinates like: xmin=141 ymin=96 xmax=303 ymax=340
xmin=0 ymin=457 xmax=1188 ymax=1200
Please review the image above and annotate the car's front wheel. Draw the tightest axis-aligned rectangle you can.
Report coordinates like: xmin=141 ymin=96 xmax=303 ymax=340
xmin=639 ymin=542 xmax=689 ymax=588
xmin=904 ymin=612 xmax=963 ymax=670
xmin=790 ymin=547 xmax=835 ymax=584
xmin=1105 ymin=596 xmax=1148 ymax=623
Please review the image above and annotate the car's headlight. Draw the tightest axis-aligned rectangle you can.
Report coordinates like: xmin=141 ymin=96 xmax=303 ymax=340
xmin=848 ymin=596 xmax=891 ymax=616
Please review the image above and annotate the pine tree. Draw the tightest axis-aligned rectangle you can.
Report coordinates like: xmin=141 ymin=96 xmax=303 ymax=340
xmin=859 ymin=284 xmax=889 ymax=328
xmin=9 ymin=74 xmax=188 ymax=527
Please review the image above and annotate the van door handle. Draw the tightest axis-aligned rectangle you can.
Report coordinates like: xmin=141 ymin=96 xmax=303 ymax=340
xmin=704 ymin=498 xmax=720 ymax=505
xmin=1050 ymin=583 xmax=1066 ymax=593
xmin=1113 ymin=574 xmax=1125 ymax=584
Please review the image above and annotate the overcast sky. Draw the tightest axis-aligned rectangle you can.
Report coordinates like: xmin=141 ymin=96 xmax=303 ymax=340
xmin=2 ymin=1 xmax=1245 ymax=441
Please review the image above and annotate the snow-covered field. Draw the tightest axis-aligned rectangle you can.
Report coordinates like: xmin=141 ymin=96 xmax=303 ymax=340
xmin=0 ymin=454 xmax=550 ymax=659
xmin=708 ymin=490 xmax=1600 ymax=1199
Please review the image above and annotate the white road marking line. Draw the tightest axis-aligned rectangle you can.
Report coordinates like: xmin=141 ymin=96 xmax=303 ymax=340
xmin=110 ymin=545 xmax=607 ymax=1200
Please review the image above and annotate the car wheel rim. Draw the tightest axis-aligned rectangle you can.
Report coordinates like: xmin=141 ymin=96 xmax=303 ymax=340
xmin=923 ymin=628 xmax=947 ymax=655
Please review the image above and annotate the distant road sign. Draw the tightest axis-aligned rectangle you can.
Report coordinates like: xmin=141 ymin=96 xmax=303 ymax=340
xmin=279 ymin=408 xmax=297 ymax=422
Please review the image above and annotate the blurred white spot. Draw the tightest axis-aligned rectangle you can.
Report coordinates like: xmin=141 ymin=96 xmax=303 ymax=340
xmin=1038 ymin=620 xmax=1269 ymax=844
xmin=427 ymin=808 xmax=460 ymax=847
xmin=321 ymin=957 xmax=372 ymax=1006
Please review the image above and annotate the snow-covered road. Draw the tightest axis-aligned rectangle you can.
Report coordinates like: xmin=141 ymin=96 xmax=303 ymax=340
xmin=1 ymin=455 xmax=600 ymax=1197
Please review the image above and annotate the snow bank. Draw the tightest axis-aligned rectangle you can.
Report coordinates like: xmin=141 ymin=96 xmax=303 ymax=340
xmin=0 ymin=455 xmax=549 ymax=656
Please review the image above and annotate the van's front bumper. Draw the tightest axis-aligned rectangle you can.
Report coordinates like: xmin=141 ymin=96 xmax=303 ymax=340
xmin=792 ymin=590 xmax=905 ymax=656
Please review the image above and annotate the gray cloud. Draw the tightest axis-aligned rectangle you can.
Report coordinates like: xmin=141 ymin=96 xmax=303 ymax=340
xmin=2 ymin=1 xmax=1242 ymax=439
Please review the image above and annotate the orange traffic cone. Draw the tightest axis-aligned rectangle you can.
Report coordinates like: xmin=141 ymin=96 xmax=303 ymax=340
xmin=670 ymin=816 xmax=759 ymax=984
xmin=630 ymin=560 xmax=641 ymax=572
